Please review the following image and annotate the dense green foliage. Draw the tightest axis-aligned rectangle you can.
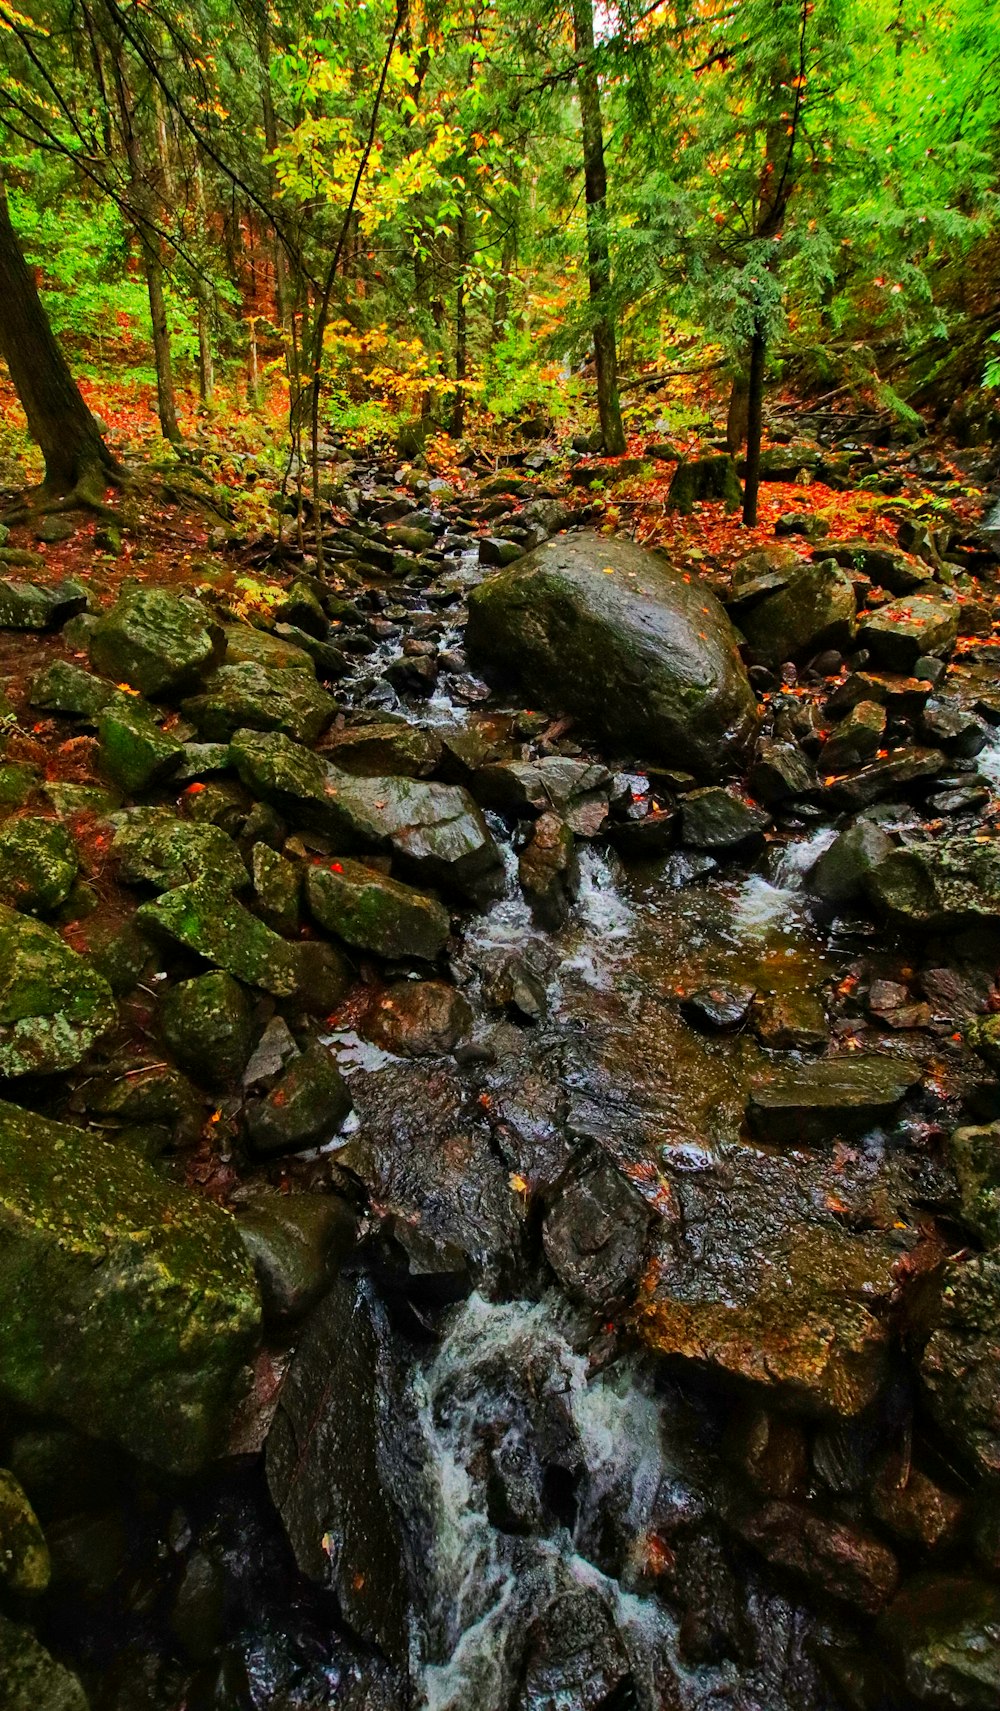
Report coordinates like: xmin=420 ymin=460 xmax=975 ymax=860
xmin=0 ymin=0 xmax=997 ymax=447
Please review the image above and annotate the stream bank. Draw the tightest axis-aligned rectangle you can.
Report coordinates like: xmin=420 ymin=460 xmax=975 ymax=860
xmin=0 ymin=432 xmax=1000 ymax=1710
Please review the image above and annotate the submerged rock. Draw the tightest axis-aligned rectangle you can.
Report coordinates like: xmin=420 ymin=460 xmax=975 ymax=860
xmin=89 ymin=586 xmax=225 ymax=698
xmin=0 ymin=906 xmax=116 ymax=1075
xmin=635 ymin=1142 xmax=904 ymax=1416
xmin=466 ymin=532 xmax=758 ymax=777
xmin=0 ymin=1100 xmax=260 ymax=1474
xmin=747 ymin=1054 xmax=921 ymax=1143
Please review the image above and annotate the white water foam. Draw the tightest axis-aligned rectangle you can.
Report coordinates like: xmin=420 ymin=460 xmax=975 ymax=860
xmin=730 ymin=826 xmax=837 ymax=939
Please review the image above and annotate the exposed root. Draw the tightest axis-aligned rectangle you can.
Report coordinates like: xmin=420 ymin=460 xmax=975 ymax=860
xmin=2 ymin=466 xmax=125 ymax=529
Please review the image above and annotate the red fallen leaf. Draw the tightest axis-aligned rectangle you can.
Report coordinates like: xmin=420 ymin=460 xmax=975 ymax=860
xmin=330 ymin=861 xmax=343 ymax=872
xmin=185 ymin=781 xmax=206 ymax=794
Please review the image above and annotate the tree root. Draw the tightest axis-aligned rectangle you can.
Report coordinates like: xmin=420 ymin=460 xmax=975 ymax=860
xmin=2 ymin=467 xmax=124 ymax=528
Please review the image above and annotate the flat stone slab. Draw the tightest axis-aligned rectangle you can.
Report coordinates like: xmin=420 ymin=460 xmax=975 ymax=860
xmin=747 ymin=1054 xmax=921 ymax=1144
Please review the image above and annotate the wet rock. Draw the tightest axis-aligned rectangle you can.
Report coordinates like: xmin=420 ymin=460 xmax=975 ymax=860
xmin=0 ymin=1467 xmax=50 ymax=1594
xmin=878 ymin=1575 xmax=1000 ymax=1709
xmin=321 ymin=721 xmax=442 ymax=778
xmin=739 ymin=558 xmax=858 ymax=668
xmin=221 ymin=623 xmax=316 ymax=674
xmin=921 ymin=699 xmax=990 ymax=759
xmin=231 ymin=730 xmax=503 ymax=902
xmin=479 ymin=535 xmax=524 ymax=567
xmin=748 ymin=740 xmax=816 ymax=805
xmin=514 ymin=1581 xmax=634 ymax=1710
xmin=0 ymin=1099 xmax=260 ymax=1473
xmin=666 ymin=454 xmax=742 ymax=513
xmin=266 ymin=1275 xmax=414 ymax=1667
xmin=732 ymin=1501 xmax=898 ymax=1613
xmin=922 ymin=1253 xmax=1000 ymax=1478
xmin=273 ymin=623 xmax=349 ymax=680
xmin=340 ymin=1063 xmax=522 ymax=1285
xmin=482 ymin=954 xmax=548 ymax=1021
xmin=871 ymin=1454 xmax=964 ymax=1551
xmin=236 ymin=1193 xmax=358 ymax=1323
xmin=251 ymin=842 xmax=301 ymax=933
xmin=518 ymin=812 xmax=580 ymax=931
xmin=138 ymin=874 xmax=348 ymax=1000
xmin=725 ymin=1406 xmax=808 ymax=1499
xmin=96 ymin=701 xmax=183 ymax=793
xmin=111 ymin=807 xmax=247 ymax=893
xmin=820 ymin=700 xmax=886 ymax=773
xmin=306 ymin=858 xmax=449 ymax=960
xmin=859 ymin=595 xmax=959 ymax=671
xmin=542 ymin=1149 xmax=651 ymax=1310
xmin=0 ymin=818 xmax=78 ymax=916
xmin=471 ymin=756 xmax=610 ymax=819
xmin=384 ymin=652 xmax=439 ymax=696
xmin=679 ymin=786 xmax=770 ymax=855
xmin=182 ymin=661 xmax=337 ymax=743
xmin=89 ymin=586 xmax=225 ymax=697
xmin=0 ymin=906 xmax=116 ymax=1075
xmin=868 ymin=834 xmax=1000 ymax=931
xmin=751 ymin=989 xmax=828 ymax=1051
xmin=158 ymin=971 xmax=255 ymax=1085
xmin=747 ymin=1054 xmax=920 ymax=1143
xmin=466 ymin=531 xmax=758 ymax=777
xmin=809 ymin=819 xmax=893 ymax=906
xmin=680 ymin=985 xmax=755 ymax=1031
xmin=244 ymin=1041 xmax=352 ymax=1155
xmin=824 ymin=746 xmax=945 ymax=809
xmin=363 ymin=980 xmax=473 ymax=1058
xmin=635 ymin=1142 xmax=904 ymax=1415
xmin=0 ymin=1614 xmax=89 ymax=1710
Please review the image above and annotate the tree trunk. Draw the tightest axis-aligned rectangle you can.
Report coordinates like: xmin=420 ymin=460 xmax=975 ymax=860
xmin=197 ymin=284 xmax=215 ymax=404
xmin=742 ymin=323 xmax=767 ymax=527
xmin=572 ymin=0 xmax=625 ymax=456
xmin=451 ymin=198 xmax=468 ymax=438
xmin=0 ymin=187 xmax=120 ymax=499
xmin=726 ymin=373 xmax=750 ymax=453
xmin=144 ymin=251 xmax=181 ymax=441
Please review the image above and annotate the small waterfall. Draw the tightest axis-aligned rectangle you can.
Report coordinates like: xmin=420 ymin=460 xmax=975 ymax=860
xmin=411 ymin=1293 xmax=680 ymax=1711
xmin=730 ymin=826 xmax=837 ymax=939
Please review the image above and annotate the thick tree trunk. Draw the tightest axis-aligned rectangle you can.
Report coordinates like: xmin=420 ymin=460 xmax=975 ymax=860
xmin=0 ymin=188 xmax=119 ymax=498
xmin=572 ymin=0 xmax=625 ymax=456
xmin=742 ymin=324 xmax=767 ymax=527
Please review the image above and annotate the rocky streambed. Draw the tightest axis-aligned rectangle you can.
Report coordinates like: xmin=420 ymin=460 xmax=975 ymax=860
xmin=1 ymin=445 xmax=1000 ymax=1710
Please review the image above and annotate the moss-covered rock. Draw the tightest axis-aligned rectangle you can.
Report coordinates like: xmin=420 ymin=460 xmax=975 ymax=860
xmin=88 ymin=586 xmax=225 ymax=698
xmin=0 ymin=1614 xmax=88 ymax=1711
xmin=251 ymin=843 xmax=301 ymax=934
xmin=321 ymin=721 xmax=442 ymax=778
xmin=0 ymin=578 xmax=88 ymax=632
xmin=29 ymin=661 xmax=120 ymax=721
xmin=948 ymin=1121 xmax=1000 ymax=1246
xmin=0 ymin=764 xmax=41 ymax=809
xmin=110 ymin=807 xmax=247 ymax=893
xmin=306 ymin=858 xmax=449 ymax=960
xmin=465 ymin=532 xmax=758 ymax=777
xmin=182 ymin=662 xmax=337 ymax=743
xmin=878 ymin=1575 xmax=1000 ymax=1710
xmin=0 ymin=819 xmax=79 ymax=916
xmin=138 ymin=875 xmax=312 ymax=997
xmin=221 ymin=624 xmax=316 ymax=674
xmin=666 ymin=455 xmax=742 ymax=514
xmin=96 ymin=703 xmax=183 ymax=794
xmin=0 ymin=906 xmax=117 ymax=1075
xmin=158 ymin=970 xmax=255 ymax=1085
xmin=0 ymin=1467 xmax=50 ymax=1594
xmin=0 ymin=1100 xmax=260 ymax=1473
xmin=868 ymin=836 xmax=1000 ymax=932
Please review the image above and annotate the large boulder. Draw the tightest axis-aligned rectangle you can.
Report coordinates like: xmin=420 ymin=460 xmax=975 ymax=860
xmin=306 ymin=859 xmax=450 ymax=960
xmin=867 ymin=835 xmax=1000 ymax=931
xmin=0 ymin=1100 xmax=260 ymax=1474
xmin=111 ymin=807 xmax=248 ymax=894
xmin=0 ymin=907 xmax=116 ymax=1075
xmin=465 ymin=533 xmax=758 ymax=776
xmin=182 ymin=661 xmax=337 ymax=743
xmin=138 ymin=875 xmax=348 ymax=1001
xmin=0 ymin=818 xmax=79 ymax=916
xmin=88 ymin=586 xmax=225 ymax=698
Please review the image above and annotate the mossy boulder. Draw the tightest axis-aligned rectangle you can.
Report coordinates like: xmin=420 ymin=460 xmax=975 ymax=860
xmin=182 ymin=662 xmax=337 ymax=743
xmin=0 ymin=1100 xmax=260 ymax=1474
xmin=321 ymin=721 xmax=442 ymax=778
xmin=221 ymin=624 xmax=316 ymax=674
xmin=948 ymin=1121 xmax=1000 ymax=1246
xmin=29 ymin=660 xmax=120 ymax=720
xmin=137 ymin=876 xmax=307 ymax=997
xmin=867 ymin=836 xmax=1000 ymax=932
xmin=0 ymin=1467 xmax=50 ymax=1594
xmin=0 ymin=907 xmax=116 ymax=1075
xmin=666 ymin=455 xmax=742 ymax=514
xmin=89 ymin=586 xmax=225 ymax=698
xmin=0 ymin=819 xmax=78 ymax=915
xmin=306 ymin=858 xmax=449 ymax=960
xmin=110 ymin=807 xmax=248 ymax=894
xmin=96 ymin=703 xmax=184 ymax=794
xmin=0 ymin=1614 xmax=88 ymax=1711
xmin=465 ymin=532 xmax=758 ymax=777
xmin=158 ymin=971 xmax=255 ymax=1086
xmin=922 ymin=1254 xmax=1000 ymax=1479
xmin=0 ymin=578 xmax=88 ymax=632
xmin=251 ymin=843 xmax=302 ymax=934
